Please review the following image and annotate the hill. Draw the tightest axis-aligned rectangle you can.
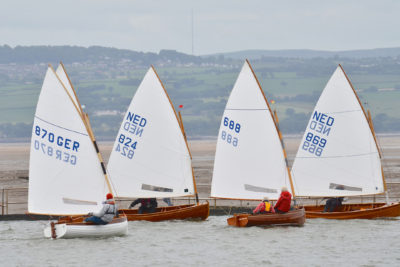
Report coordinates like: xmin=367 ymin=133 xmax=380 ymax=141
xmin=1 ymin=45 xmax=400 ymax=142
xmin=211 ymin=47 xmax=400 ymax=60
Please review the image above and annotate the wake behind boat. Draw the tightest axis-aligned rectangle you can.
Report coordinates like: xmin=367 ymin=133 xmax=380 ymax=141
xmin=211 ymin=60 xmax=305 ymax=227
xmin=291 ymin=65 xmax=400 ymax=219
xmin=107 ymin=66 xmax=209 ymax=221
xmin=28 ymin=63 xmax=128 ymax=238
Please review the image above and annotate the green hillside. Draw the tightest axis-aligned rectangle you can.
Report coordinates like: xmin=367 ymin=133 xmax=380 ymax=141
xmin=1 ymin=46 xmax=400 ymax=141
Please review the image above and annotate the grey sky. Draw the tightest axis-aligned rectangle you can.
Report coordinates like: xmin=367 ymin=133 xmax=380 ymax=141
xmin=1 ymin=0 xmax=399 ymax=55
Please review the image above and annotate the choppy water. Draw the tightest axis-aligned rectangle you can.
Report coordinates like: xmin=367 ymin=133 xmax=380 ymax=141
xmin=1 ymin=216 xmax=399 ymax=266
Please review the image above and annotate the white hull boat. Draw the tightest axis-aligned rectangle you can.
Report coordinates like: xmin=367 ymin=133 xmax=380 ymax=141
xmin=44 ymin=217 xmax=128 ymax=239
xmin=28 ymin=63 xmax=127 ymax=238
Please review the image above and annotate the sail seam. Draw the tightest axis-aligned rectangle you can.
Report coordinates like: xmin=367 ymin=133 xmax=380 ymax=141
xmin=35 ymin=115 xmax=88 ymax=136
xmin=321 ymin=109 xmax=362 ymax=115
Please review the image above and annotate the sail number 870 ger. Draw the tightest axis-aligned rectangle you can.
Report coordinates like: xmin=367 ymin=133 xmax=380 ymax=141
xmin=115 ymin=133 xmax=137 ymax=159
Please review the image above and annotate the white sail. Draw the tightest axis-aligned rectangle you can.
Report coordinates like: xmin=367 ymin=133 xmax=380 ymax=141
xmin=107 ymin=67 xmax=194 ymax=198
xmin=28 ymin=67 xmax=107 ymax=215
xmin=211 ymin=61 xmax=292 ymax=200
xmin=291 ymin=66 xmax=384 ymax=197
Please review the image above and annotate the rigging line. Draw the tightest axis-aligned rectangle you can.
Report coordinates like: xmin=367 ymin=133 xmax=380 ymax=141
xmin=296 ymin=151 xmax=379 ymax=159
xmin=321 ymin=109 xmax=362 ymax=115
xmin=35 ymin=116 xmax=88 ymax=136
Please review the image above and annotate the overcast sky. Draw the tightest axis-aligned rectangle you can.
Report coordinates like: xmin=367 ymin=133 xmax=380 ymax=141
xmin=1 ymin=0 xmax=399 ymax=55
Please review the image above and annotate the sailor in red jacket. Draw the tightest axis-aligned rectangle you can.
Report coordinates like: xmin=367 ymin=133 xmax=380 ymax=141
xmin=274 ymin=186 xmax=292 ymax=213
xmin=253 ymin=197 xmax=275 ymax=214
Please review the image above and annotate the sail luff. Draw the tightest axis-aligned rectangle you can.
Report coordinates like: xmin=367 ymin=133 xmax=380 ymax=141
xmin=151 ymin=66 xmax=193 ymax=159
xmin=339 ymin=64 xmax=381 ymax=158
xmin=151 ymin=65 xmax=199 ymax=198
xmin=56 ymin=64 xmax=113 ymax=194
xmin=50 ymin=65 xmax=84 ymax=122
xmin=245 ymin=60 xmax=281 ymax=137
xmin=246 ymin=60 xmax=295 ymax=195
xmin=59 ymin=62 xmax=84 ymax=116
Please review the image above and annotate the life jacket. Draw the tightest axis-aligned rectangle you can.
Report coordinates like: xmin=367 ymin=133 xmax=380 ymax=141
xmin=264 ymin=201 xmax=271 ymax=212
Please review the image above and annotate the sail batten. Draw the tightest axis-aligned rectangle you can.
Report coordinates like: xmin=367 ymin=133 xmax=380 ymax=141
xmin=291 ymin=66 xmax=384 ymax=197
xmin=107 ymin=67 xmax=195 ymax=198
xmin=211 ymin=61 xmax=292 ymax=200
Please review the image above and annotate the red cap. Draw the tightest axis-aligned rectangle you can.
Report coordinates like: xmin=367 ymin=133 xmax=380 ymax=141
xmin=106 ymin=193 xmax=113 ymax=200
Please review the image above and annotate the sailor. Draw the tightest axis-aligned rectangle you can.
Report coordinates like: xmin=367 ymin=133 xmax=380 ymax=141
xmin=253 ymin=196 xmax=275 ymax=214
xmin=85 ymin=193 xmax=118 ymax=225
xmin=274 ymin=187 xmax=292 ymax=213
xmin=323 ymin=185 xmax=345 ymax=212
xmin=129 ymin=198 xmax=158 ymax=214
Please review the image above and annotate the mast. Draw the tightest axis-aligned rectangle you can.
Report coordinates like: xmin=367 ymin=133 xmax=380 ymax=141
xmin=273 ymin=110 xmax=296 ymax=198
xmin=246 ymin=59 xmax=296 ymax=197
xmin=51 ymin=64 xmax=113 ymax=195
xmin=152 ymin=66 xmax=199 ymax=202
xmin=179 ymin=111 xmax=199 ymax=204
xmin=83 ymin=113 xmax=113 ymax=194
xmin=367 ymin=109 xmax=388 ymax=203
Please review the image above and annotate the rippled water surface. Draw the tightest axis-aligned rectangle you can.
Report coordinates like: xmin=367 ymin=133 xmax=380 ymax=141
xmin=1 ymin=216 xmax=400 ymax=266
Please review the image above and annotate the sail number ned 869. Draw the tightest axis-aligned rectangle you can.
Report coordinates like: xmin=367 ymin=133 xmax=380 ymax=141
xmin=221 ymin=117 xmax=241 ymax=147
xmin=302 ymin=132 xmax=326 ymax=157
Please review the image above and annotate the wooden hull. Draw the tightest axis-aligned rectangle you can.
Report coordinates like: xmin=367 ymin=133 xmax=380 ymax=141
xmin=44 ymin=217 xmax=128 ymax=239
xmin=304 ymin=202 xmax=400 ymax=219
xmin=119 ymin=202 xmax=210 ymax=222
xmin=227 ymin=207 xmax=305 ymax=227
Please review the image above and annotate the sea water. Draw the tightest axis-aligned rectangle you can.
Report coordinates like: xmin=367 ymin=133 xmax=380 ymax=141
xmin=0 ymin=216 xmax=399 ymax=266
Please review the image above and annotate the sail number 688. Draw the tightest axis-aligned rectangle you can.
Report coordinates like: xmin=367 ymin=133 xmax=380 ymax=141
xmin=221 ymin=130 xmax=238 ymax=147
xmin=223 ymin=117 xmax=241 ymax=133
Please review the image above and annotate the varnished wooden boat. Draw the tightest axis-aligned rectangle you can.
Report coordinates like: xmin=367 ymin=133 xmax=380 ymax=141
xmin=227 ymin=207 xmax=305 ymax=227
xmin=44 ymin=216 xmax=128 ymax=239
xmin=119 ymin=202 xmax=209 ymax=222
xmin=304 ymin=202 xmax=400 ymax=219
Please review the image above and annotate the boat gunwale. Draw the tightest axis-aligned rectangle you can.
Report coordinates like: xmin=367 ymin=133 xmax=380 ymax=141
xmin=304 ymin=202 xmax=400 ymax=219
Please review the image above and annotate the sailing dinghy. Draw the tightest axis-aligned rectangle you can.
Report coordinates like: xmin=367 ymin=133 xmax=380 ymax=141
xmin=211 ymin=60 xmax=305 ymax=227
xmin=291 ymin=65 xmax=400 ymax=219
xmin=28 ymin=64 xmax=128 ymax=238
xmin=107 ymin=66 xmax=209 ymax=221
